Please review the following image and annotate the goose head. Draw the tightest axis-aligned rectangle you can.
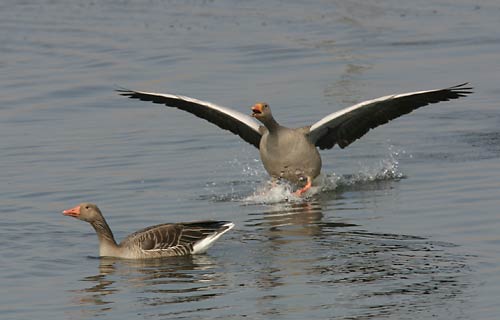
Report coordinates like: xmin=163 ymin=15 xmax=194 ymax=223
xmin=62 ymin=202 xmax=102 ymax=223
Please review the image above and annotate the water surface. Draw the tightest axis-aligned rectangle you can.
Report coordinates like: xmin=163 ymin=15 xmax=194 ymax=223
xmin=1 ymin=1 xmax=499 ymax=319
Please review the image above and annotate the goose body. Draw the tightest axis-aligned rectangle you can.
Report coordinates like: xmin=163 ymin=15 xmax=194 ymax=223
xmin=118 ymin=83 xmax=472 ymax=194
xmin=62 ymin=203 xmax=234 ymax=259
xmin=259 ymin=125 xmax=321 ymax=185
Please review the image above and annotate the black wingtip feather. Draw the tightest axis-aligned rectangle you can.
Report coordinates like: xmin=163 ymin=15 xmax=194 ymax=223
xmin=115 ymin=87 xmax=133 ymax=94
xmin=448 ymin=83 xmax=474 ymax=96
xmin=116 ymin=90 xmax=139 ymax=98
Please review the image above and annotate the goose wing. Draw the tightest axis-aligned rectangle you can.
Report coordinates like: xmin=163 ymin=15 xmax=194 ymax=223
xmin=118 ymin=89 xmax=262 ymax=148
xmin=122 ymin=221 xmax=234 ymax=256
xmin=308 ymin=83 xmax=473 ymax=150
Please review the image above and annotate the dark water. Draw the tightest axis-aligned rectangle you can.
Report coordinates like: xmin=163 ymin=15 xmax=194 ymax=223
xmin=1 ymin=0 xmax=499 ymax=319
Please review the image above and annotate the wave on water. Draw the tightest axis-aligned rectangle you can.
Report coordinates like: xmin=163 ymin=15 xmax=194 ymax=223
xmin=203 ymin=146 xmax=407 ymax=204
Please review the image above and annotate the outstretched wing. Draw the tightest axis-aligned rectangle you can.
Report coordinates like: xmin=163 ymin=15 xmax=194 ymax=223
xmin=309 ymin=83 xmax=473 ymax=150
xmin=118 ymin=89 xmax=262 ymax=148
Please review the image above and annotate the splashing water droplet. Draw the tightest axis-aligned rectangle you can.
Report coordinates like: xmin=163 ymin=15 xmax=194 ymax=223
xmin=204 ymin=145 xmax=407 ymax=204
xmin=244 ymin=181 xmax=301 ymax=204
xmin=324 ymin=144 xmax=407 ymax=188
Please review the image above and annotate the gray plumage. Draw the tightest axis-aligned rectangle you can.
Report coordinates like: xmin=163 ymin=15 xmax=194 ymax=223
xmin=62 ymin=203 xmax=234 ymax=259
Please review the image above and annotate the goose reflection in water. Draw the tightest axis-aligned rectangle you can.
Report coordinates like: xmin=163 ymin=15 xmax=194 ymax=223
xmin=245 ymin=200 xmax=357 ymax=236
xmin=68 ymin=255 xmax=226 ymax=318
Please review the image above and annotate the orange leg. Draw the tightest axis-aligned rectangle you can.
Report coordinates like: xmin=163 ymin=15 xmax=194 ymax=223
xmin=294 ymin=177 xmax=312 ymax=196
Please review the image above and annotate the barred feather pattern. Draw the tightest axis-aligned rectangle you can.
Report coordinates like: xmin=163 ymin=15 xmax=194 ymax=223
xmin=120 ymin=221 xmax=234 ymax=259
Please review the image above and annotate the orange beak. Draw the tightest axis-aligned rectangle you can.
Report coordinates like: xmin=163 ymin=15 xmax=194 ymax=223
xmin=62 ymin=205 xmax=81 ymax=218
xmin=251 ymin=103 xmax=263 ymax=117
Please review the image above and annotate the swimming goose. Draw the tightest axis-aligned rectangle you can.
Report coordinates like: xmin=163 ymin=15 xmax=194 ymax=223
xmin=118 ymin=83 xmax=472 ymax=195
xmin=62 ymin=203 xmax=234 ymax=259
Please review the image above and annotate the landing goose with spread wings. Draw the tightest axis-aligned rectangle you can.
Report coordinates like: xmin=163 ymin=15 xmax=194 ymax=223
xmin=118 ymin=83 xmax=472 ymax=194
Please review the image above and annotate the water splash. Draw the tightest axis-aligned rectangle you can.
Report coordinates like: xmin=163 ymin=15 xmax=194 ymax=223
xmin=204 ymin=145 xmax=407 ymax=204
xmin=331 ymin=145 xmax=407 ymax=189
xmin=201 ymin=156 xmax=267 ymax=202
xmin=243 ymin=180 xmax=304 ymax=204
